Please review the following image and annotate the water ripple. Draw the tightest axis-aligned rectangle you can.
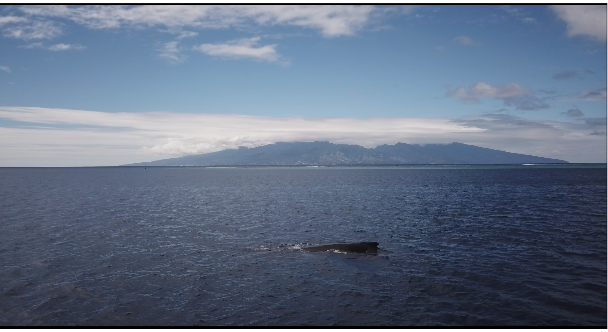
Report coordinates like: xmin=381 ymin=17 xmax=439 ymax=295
xmin=0 ymin=166 xmax=605 ymax=326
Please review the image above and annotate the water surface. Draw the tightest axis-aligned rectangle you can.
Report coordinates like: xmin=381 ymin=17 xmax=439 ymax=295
xmin=0 ymin=165 xmax=605 ymax=325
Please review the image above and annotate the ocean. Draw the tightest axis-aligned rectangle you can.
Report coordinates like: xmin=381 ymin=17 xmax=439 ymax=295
xmin=0 ymin=165 xmax=605 ymax=326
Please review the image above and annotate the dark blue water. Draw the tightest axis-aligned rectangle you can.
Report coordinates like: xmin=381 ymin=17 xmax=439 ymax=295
xmin=0 ymin=165 xmax=605 ymax=326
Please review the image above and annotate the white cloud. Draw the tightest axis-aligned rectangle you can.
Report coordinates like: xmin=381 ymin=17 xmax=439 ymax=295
xmin=454 ymin=35 xmax=480 ymax=46
xmin=0 ymin=16 xmax=28 ymax=25
xmin=195 ymin=37 xmax=279 ymax=62
xmin=0 ymin=107 xmax=604 ymax=166
xmin=0 ymin=66 xmax=10 ymax=72
xmin=2 ymin=20 xmax=62 ymax=40
xmin=550 ymin=5 xmax=607 ymax=42
xmin=19 ymin=5 xmax=377 ymax=37
xmin=48 ymin=43 xmax=85 ymax=51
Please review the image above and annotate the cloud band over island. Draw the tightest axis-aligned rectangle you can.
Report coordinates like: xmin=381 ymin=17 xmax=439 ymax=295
xmin=0 ymin=107 xmax=604 ymax=166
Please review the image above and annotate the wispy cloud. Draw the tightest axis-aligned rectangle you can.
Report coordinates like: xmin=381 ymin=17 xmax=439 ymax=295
xmin=2 ymin=5 xmax=400 ymax=64
xmin=584 ymin=118 xmax=607 ymax=136
xmin=502 ymin=95 xmax=550 ymax=111
xmin=538 ymin=89 xmax=556 ymax=95
xmin=48 ymin=43 xmax=85 ymax=51
xmin=521 ymin=17 xmax=536 ymax=24
xmin=453 ymin=35 xmax=481 ymax=46
xmin=0 ymin=106 xmax=480 ymax=165
xmin=0 ymin=16 xmax=28 ymax=25
xmin=499 ymin=5 xmax=519 ymax=15
xmin=585 ymin=117 xmax=607 ymax=127
xmin=449 ymin=82 xmax=527 ymax=102
xmin=552 ymin=70 xmax=578 ymax=80
xmin=562 ymin=88 xmax=607 ymax=102
xmin=2 ymin=20 xmax=62 ymax=40
xmin=499 ymin=5 xmax=537 ymax=24
xmin=18 ymin=5 xmax=378 ymax=37
xmin=0 ymin=107 xmax=604 ymax=166
xmin=159 ymin=41 xmax=186 ymax=63
xmin=449 ymin=82 xmax=549 ymax=110
xmin=453 ymin=113 xmax=606 ymax=162
xmin=550 ymin=5 xmax=607 ymax=42
xmin=0 ymin=66 xmax=10 ymax=72
xmin=20 ymin=42 xmax=85 ymax=51
xmin=21 ymin=42 xmax=43 ymax=49
xmin=195 ymin=37 xmax=279 ymax=62
xmin=176 ymin=31 xmax=197 ymax=40
xmin=156 ymin=30 xmax=197 ymax=63
xmin=562 ymin=108 xmax=584 ymax=117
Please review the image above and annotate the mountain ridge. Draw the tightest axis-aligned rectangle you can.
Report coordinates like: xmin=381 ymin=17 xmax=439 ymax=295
xmin=124 ymin=141 xmax=568 ymax=166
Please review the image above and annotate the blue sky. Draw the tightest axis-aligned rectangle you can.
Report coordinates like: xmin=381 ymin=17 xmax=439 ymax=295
xmin=0 ymin=4 xmax=606 ymax=166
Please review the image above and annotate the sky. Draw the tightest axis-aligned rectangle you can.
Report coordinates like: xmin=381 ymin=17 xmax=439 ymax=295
xmin=0 ymin=4 xmax=606 ymax=166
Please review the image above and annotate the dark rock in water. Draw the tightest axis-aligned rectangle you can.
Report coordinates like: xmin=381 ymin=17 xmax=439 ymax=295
xmin=303 ymin=242 xmax=379 ymax=253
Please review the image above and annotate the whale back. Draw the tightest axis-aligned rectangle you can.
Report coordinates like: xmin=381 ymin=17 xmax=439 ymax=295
xmin=303 ymin=242 xmax=379 ymax=253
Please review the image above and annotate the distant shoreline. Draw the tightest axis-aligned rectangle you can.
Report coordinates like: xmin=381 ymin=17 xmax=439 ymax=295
xmin=2 ymin=163 xmax=606 ymax=169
